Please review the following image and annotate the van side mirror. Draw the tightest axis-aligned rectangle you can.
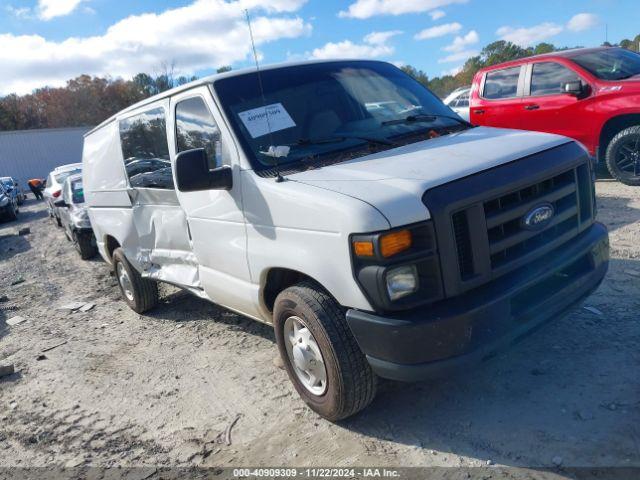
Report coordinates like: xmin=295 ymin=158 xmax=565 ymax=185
xmin=175 ymin=148 xmax=232 ymax=192
xmin=563 ymin=81 xmax=585 ymax=97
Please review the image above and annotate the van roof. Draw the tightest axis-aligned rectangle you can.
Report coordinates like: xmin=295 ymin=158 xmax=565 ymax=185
xmin=86 ymin=58 xmax=389 ymax=136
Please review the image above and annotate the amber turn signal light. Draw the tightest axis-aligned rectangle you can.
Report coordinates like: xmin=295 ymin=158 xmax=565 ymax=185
xmin=353 ymin=240 xmax=374 ymax=257
xmin=380 ymin=230 xmax=412 ymax=258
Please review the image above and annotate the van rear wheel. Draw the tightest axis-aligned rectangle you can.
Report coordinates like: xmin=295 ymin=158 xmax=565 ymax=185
xmin=112 ymin=248 xmax=158 ymax=313
xmin=605 ymin=125 xmax=640 ymax=186
xmin=273 ymin=281 xmax=377 ymax=421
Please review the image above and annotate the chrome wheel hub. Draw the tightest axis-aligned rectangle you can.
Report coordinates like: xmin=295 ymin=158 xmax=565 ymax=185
xmin=283 ymin=316 xmax=327 ymax=395
xmin=116 ymin=262 xmax=134 ymax=302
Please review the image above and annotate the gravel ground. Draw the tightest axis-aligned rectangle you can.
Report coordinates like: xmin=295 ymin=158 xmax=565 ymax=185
xmin=0 ymin=179 xmax=639 ymax=472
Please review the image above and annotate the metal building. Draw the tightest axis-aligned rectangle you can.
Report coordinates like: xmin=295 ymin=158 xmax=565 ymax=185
xmin=0 ymin=126 xmax=91 ymax=187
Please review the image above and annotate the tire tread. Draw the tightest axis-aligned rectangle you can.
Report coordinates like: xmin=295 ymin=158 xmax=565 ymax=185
xmin=278 ymin=281 xmax=376 ymax=420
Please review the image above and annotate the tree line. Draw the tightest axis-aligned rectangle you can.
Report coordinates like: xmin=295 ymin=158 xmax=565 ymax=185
xmin=0 ymin=33 xmax=638 ymax=132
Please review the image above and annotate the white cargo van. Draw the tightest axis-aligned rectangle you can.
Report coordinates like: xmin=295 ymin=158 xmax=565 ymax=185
xmin=84 ymin=60 xmax=609 ymax=420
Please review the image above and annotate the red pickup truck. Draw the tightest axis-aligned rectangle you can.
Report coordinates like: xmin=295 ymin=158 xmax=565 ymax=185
xmin=470 ymin=47 xmax=640 ymax=185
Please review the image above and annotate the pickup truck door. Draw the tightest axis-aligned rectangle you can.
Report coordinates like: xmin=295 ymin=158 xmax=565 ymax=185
xmin=471 ymin=65 xmax=525 ymax=129
xmin=120 ymin=102 xmax=200 ymax=289
xmin=169 ymin=87 xmax=251 ymax=313
xmin=520 ymin=61 xmax=593 ymax=148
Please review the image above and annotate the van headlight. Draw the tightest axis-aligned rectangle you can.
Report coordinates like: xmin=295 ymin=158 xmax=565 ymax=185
xmin=386 ymin=265 xmax=418 ymax=301
xmin=350 ymin=222 xmax=444 ymax=311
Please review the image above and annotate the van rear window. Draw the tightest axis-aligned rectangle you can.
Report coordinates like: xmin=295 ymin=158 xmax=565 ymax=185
xmin=119 ymin=107 xmax=173 ymax=190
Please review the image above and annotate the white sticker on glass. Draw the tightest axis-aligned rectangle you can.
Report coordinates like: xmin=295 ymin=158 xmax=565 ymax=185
xmin=238 ymin=103 xmax=296 ymax=139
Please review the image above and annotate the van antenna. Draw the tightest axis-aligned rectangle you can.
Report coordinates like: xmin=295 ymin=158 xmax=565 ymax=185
xmin=245 ymin=9 xmax=284 ymax=182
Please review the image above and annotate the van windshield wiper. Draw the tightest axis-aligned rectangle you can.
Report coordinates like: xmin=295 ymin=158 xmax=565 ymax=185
xmin=295 ymin=134 xmax=394 ymax=147
xmin=382 ymin=113 xmax=472 ymax=128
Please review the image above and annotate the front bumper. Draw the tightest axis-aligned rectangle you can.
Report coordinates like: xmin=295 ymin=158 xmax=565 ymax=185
xmin=346 ymin=222 xmax=609 ymax=382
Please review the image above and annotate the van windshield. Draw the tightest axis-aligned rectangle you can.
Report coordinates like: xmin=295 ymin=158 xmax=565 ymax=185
xmin=214 ymin=61 xmax=467 ymax=173
xmin=571 ymin=48 xmax=640 ymax=81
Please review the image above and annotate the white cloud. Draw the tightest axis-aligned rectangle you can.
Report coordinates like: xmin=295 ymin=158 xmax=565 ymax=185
xmin=443 ymin=30 xmax=478 ymax=52
xmin=438 ymin=49 xmax=477 ymax=63
xmin=338 ymin=0 xmax=467 ymax=19
xmin=0 ymin=0 xmax=311 ymax=95
xmin=414 ymin=22 xmax=461 ymax=40
xmin=567 ymin=13 xmax=599 ymax=32
xmin=6 ymin=5 xmax=33 ymax=18
xmin=311 ymin=30 xmax=401 ymax=59
xmin=429 ymin=9 xmax=445 ymax=20
xmin=38 ymin=0 xmax=87 ymax=20
xmin=496 ymin=22 xmax=563 ymax=47
xmin=364 ymin=30 xmax=403 ymax=45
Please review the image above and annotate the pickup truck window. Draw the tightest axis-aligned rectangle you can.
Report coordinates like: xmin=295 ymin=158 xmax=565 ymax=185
xmin=214 ymin=61 xmax=465 ymax=172
xmin=571 ymin=48 xmax=640 ymax=80
xmin=119 ymin=107 xmax=173 ymax=190
xmin=483 ymin=67 xmax=521 ymax=100
xmin=530 ymin=62 xmax=581 ymax=96
xmin=175 ymin=97 xmax=222 ymax=170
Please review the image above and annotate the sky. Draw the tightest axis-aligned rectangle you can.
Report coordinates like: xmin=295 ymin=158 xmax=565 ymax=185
xmin=0 ymin=0 xmax=637 ymax=95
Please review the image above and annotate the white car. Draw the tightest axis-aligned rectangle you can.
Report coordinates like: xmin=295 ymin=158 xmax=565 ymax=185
xmin=44 ymin=163 xmax=82 ymax=225
xmin=443 ymin=86 xmax=471 ymax=121
xmin=84 ymin=60 xmax=608 ymax=421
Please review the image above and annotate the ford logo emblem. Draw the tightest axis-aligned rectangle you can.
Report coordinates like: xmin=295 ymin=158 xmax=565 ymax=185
xmin=522 ymin=203 xmax=555 ymax=230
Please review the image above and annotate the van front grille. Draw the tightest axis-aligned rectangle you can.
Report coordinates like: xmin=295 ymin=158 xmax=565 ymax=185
xmin=422 ymin=142 xmax=595 ymax=297
xmin=484 ymin=169 xmax=578 ymax=270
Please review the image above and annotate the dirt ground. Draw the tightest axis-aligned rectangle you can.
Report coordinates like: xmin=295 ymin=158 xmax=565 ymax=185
xmin=0 ymin=179 xmax=639 ymax=472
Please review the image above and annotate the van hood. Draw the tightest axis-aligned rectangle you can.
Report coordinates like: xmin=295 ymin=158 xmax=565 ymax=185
xmin=288 ymin=127 xmax=572 ymax=227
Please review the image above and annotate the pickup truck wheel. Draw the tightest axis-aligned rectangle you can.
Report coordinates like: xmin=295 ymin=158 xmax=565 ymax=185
xmin=74 ymin=231 xmax=98 ymax=260
xmin=273 ymin=282 xmax=377 ymax=421
xmin=112 ymin=248 xmax=158 ymax=313
xmin=605 ymin=126 xmax=640 ymax=186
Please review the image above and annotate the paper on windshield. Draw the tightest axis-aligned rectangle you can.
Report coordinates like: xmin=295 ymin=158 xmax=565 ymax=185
xmin=238 ymin=103 xmax=296 ymax=139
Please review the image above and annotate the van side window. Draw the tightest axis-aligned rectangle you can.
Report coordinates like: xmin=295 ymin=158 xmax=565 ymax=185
xmin=483 ymin=67 xmax=521 ymax=100
xmin=175 ymin=97 xmax=222 ymax=170
xmin=530 ymin=62 xmax=581 ymax=96
xmin=119 ymin=107 xmax=173 ymax=189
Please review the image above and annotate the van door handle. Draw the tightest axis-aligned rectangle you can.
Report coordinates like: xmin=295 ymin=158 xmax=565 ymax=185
xmin=473 ymin=109 xmax=485 ymax=114
xmin=524 ymin=104 xmax=540 ymax=110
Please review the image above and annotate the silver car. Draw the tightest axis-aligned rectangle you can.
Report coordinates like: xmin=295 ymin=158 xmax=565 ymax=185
xmin=55 ymin=173 xmax=97 ymax=260
xmin=44 ymin=163 xmax=82 ymax=226
xmin=443 ymin=86 xmax=471 ymax=122
xmin=0 ymin=182 xmax=19 ymax=222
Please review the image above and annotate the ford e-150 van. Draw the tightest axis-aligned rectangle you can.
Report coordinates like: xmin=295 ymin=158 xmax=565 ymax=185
xmin=83 ymin=60 xmax=609 ymax=420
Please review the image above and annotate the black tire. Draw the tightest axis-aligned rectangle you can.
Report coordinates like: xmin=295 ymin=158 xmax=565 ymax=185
xmin=112 ymin=248 xmax=158 ymax=313
xmin=605 ymin=125 xmax=640 ymax=186
xmin=55 ymin=214 xmax=62 ymax=227
xmin=7 ymin=205 xmax=17 ymax=221
xmin=273 ymin=281 xmax=377 ymax=421
xmin=74 ymin=231 xmax=98 ymax=260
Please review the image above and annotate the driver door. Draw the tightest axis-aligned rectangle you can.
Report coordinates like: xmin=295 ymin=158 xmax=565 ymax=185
xmin=169 ymin=87 xmax=250 ymax=313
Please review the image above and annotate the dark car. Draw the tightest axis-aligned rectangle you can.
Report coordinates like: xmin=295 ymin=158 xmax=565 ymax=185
xmin=1 ymin=177 xmax=26 ymax=205
xmin=55 ymin=174 xmax=98 ymax=259
xmin=0 ymin=182 xmax=19 ymax=221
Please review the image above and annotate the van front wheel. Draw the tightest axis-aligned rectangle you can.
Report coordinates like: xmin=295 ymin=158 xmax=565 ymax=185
xmin=273 ymin=281 xmax=377 ymax=421
xmin=112 ymin=248 xmax=158 ymax=313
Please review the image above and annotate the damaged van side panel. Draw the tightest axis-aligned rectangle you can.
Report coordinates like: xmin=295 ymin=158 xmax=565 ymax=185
xmin=84 ymin=104 xmax=200 ymax=290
